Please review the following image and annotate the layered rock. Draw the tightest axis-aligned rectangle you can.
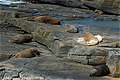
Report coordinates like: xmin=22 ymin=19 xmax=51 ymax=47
xmin=24 ymin=0 xmax=87 ymax=8
xmin=67 ymin=45 xmax=108 ymax=65
xmin=83 ymin=0 xmax=120 ymax=15
xmin=107 ymin=49 xmax=120 ymax=78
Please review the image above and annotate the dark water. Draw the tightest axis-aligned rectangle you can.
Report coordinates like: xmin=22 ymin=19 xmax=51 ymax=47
xmin=61 ymin=18 xmax=120 ymax=40
xmin=61 ymin=18 xmax=119 ymax=32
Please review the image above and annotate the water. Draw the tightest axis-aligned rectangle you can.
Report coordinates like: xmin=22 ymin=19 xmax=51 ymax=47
xmin=0 ymin=0 xmax=25 ymax=6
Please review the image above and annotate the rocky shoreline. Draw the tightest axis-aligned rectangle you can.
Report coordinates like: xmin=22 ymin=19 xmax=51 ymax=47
xmin=0 ymin=2 xmax=120 ymax=80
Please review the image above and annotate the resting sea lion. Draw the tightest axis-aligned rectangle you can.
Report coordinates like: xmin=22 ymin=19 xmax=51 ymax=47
xmin=90 ymin=64 xmax=110 ymax=77
xmin=15 ymin=48 xmax=41 ymax=58
xmin=77 ymin=33 xmax=99 ymax=45
xmin=9 ymin=34 xmax=33 ymax=44
xmin=32 ymin=16 xmax=61 ymax=25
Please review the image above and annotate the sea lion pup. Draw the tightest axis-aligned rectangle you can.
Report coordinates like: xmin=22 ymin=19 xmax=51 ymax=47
xmin=90 ymin=64 xmax=110 ymax=77
xmin=9 ymin=34 xmax=33 ymax=44
xmin=31 ymin=16 xmax=61 ymax=25
xmin=15 ymin=48 xmax=41 ymax=58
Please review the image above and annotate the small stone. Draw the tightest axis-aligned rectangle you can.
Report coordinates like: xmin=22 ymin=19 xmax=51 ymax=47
xmin=64 ymin=24 xmax=79 ymax=33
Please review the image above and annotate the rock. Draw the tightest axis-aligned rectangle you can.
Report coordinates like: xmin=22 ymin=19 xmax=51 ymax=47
xmin=0 ymin=53 xmax=11 ymax=62
xmin=106 ymin=49 xmax=120 ymax=78
xmin=64 ymin=24 xmax=79 ymax=33
xmin=15 ymin=48 xmax=41 ymax=58
xmin=29 ymin=16 xmax=61 ymax=25
xmin=76 ymin=33 xmax=99 ymax=46
xmin=98 ymin=41 xmax=120 ymax=48
xmin=68 ymin=45 xmax=108 ymax=65
xmin=0 ymin=56 xmax=96 ymax=80
xmin=0 ymin=10 xmax=33 ymax=19
xmin=94 ymin=15 xmax=119 ymax=21
xmin=90 ymin=64 xmax=110 ymax=77
xmin=9 ymin=34 xmax=33 ymax=44
xmin=88 ymin=56 xmax=106 ymax=65
xmin=0 ymin=10 xmax=16 ymax=18
xmin=83 ymin=0 xmax=120 ymax=15
xmin=24 ymin=0 xmax=87 ymax=9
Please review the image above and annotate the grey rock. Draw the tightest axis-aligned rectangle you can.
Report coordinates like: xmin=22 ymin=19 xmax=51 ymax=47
xmin=24 ymin=0 xmax=87 ymax=9
xmin=0 ymin=56 xmax=95 ymax=80
xmin=88 ymin=56 xmax=106 ymax=65
xmin=0 ymin=53 xmax=11 ymax=62
xmin=98 ymin=41 xmax=120 ymax=48
xmin=64 ymin=24 xmax=79 ymax=33
xmin=106 ymin=49 xmax=120 ymax=78
xmin=83 ymin=0 xmax=120 ymax=15
xmin=67 ymin=45 xmax=108 ymax=65
xmin=94 ymin=15 xmax=119 ymax=21
xmin=9 ymin=34 xmax=33 ymax=44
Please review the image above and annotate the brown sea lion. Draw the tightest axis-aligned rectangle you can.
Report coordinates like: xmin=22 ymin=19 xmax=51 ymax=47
xmin=9 ymin=34 xmax=33 ymax=44
xmin=31 ymin=16 xmax=61 ymax=25
xmin=15 ymin=48 xmax=41 ymax=58
xmin=90 ymin=64 xmax=110 ymax=77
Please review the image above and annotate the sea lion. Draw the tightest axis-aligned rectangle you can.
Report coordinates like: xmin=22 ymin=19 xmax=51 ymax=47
xmin=90 ymin=64 xmax=110 ymax=77
xmin=76 ymin=33 xmax=103 ymax=45
xmin=31 ymin=16 xmax=61 ymax=25
xmin=15 ymin=48 xmax=41 ymax=58
xmin=77 ymin=33 xmax=99 ymax=45
xmin=9 ymin=34 xmax=33 ymax=44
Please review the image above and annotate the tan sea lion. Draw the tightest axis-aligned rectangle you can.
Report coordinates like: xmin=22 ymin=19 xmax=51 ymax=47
xmin=32 ymin=16 xmax=61 ymax=25
xmin=77 ymin=33 xmax=99 ymax=46
xmin=9 ymin=34 xmax=33 ymax=44
xmin=15 ymin=48 xmax=41 ymax=58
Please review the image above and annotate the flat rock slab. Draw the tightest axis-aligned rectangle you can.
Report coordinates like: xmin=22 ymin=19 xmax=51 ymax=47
xmin=0 ymin=56 xmax=108 ymax=80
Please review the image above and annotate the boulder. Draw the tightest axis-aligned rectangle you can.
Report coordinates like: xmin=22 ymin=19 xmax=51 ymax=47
xmin=106 ymin=49 xmax=120 ymax=78
xmin=67 ymin=45 xmax=108 ymax=65
xmin=64 ymin=24 xmax=79 ymax=33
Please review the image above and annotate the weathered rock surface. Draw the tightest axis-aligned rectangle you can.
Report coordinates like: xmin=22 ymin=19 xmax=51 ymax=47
xmin=24 ymin=0 xmax=87 ymax=9
xmin=0 ymin=56 xmax=96 ymax=80
xmin=9 ymin=34 xmax=33 ymax=44
xmin=83 ymin=0 xmax=120 ymax=15
xmin=94 ymin=15 xmax=119 ymax=21
xmin=98 ymin=41 xmax=120 ymax=48
xmin=67 ymin=45 xmax=108 ymax=65
xmin=107 ymin=49 xmax=120 ymax=78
